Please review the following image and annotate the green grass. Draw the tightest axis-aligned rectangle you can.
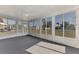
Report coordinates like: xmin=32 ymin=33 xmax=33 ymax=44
xmin=55 ymin=29 xmax=75 ymax=38
xmin=36 ymin=29 xmax=40 ymax=34
xmin=30 ymin=29 xmax=75 ymax=38
xmin=64 ymin=30 xmax=75 ymax=38
xmin=47 ymin=28 xmax=52 ymax=35
xmin=31 ymin=29 xmax=36 ymax=33
xmin=0 ymin=31 xmax=16 ymax=36
xmin=55 ymin=30 xmax=63 ymax=36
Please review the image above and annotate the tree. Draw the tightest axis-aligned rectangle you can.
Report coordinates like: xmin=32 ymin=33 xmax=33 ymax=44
xmin=56 ymin=22 xmax=60 ymax=29
xmin=47 ymin=21 xmax=51 ymax=27
xmin=64 ymin=21 xmax=69 ymax=29
xmin=42 ymin=19 xmax=46 ymax=30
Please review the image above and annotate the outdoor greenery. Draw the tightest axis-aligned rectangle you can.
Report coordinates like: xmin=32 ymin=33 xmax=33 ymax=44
xmin=55 ymin=14 xmax=63 ymax=36
xmin=29 ymin=11 xmax=76 ymax=38
xmin=42 ymin=18 xmax=46 ymax=34
xmin=47 ymin=17 xmax=52 ymax=35
xmin=0 ymin=19 xmax=28 ymax=36
xmin=55 ymin=11 xmax=76 ymax=38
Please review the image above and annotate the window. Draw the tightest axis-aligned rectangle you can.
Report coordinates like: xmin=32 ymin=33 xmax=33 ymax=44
xmin=18 ymin=20 xmax=28 ymax=33
xmin=36 ymin=20 xmax=40 ymax=34
xmin=47 ymin=17 xmax=52 ymax=35
xmin=7 ymin=19 xmax=17 ymax=33
xmin=29 ymin=20 xmax=37 ymax=34
xmin=0 ymin=17 xmax=28 ymax=36
xmin=41 ymin=18 xmax=46 ymax=34
xmin=0 ymin=18 xmax=8 ymax=36
xmin=64 ymin=11 xmax=76 ymax=38
xmin=18 ymin=21 xmax=23 ymax=33
xmin=33 ymin=20 xmax=37 ymax=33
xmin=22 ymin=21 xmax=28 ymax=33
xmin=55 ymin=11 xmax=76 ymax=38
xmin=0 ymin=18 xmax=17 ymax=36
xmin=55 ymin=14 xmax=63 ymax=36
xmin=29 ymin=21 xmax=33 ymax=33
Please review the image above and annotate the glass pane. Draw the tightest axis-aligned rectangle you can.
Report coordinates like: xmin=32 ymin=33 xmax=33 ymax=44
xmin=18 ymin=21 xmax=23 ymax=33
xmin=31 ymin=20 xmax=36 ymax=33
xmin=0 ymin=18 xmax=17 ymax=36
xmin=23 ymin=22 xmax=28 ymax=33
xmin=33 ymin=20 xmax=37 ymax=33
xmin=36 ymin=20 xmax=40 ymax=34
xmin=55 ymin=14 xmax=63 ymax=36
xmin=29 ymin=21 xmax=33 ymax=33
xmin=47 ymin=17 xmax=52 ymax=35
xmin=64 ymin=11 xmax=76 ymax=38
xmin=7 ymin=19 xmax=17 ymax=34
xmin=41 ymin=18 xmax=46 ymax=34
xmin=0 ymin=18 xmax=8 ymax=36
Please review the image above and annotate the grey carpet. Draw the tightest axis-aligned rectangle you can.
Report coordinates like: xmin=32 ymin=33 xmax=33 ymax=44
xmin=0 ymin=35 xmax=41 ymax=54
xmin=0 ymin=35 xmax=79 ymax=54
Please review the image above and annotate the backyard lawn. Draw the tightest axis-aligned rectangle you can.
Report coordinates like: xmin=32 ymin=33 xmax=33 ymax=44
xmin=0 ymin=31 xmax=16 ymax=36
xmin=55 ymin=30 xmax=63 ymax=36
xmin=64 ymin=30 xmax=75 ymax=38
xmin=55 ymin=29 xmax=75 ymax=38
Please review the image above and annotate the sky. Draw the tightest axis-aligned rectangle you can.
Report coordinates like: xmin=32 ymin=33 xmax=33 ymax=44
xmin=30 ymin=11 xmax=76 ymax=27
xmin=55 ymin=11 xmax=76 ymax=25
xmin=55 ymin=14 xmax=63 ymax=24
xmin=64 ymin=11 xmax=76 ymax=25
xmin=3 ymin=18 xmax=16 ymax=25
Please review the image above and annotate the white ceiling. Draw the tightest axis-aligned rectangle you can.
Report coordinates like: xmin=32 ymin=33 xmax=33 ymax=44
xmin=0 ymin=5 xmax=78 ymax=20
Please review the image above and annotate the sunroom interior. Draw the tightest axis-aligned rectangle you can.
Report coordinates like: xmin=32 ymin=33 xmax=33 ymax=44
xmin=0 ymin=5 xmax=79 ymax=54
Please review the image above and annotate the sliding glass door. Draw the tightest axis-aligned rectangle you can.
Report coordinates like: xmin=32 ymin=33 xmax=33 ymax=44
xmin=47 ymin=17 xmax=52 ymax=35
xmin=0 ymin=18 xmax=17 ymax=36
xmin=55 ymin=14 xmax=63 ymax=36
xmin=29 ymin=21 xmax=33 ymax=33
xmin=41 ymin=18 xmax=46 ymax=34
xmin=64 ymin=12 xmax=76 ymax=38
xmin=23 ymin=24 xmax=28 ymax=33
xmin=0 ymin=18 xmax=8 ymax=36
xmin=36 ymin=20 xmax=40 ymax=34
xmin=33 ymin=20 xmax=37 ymax=33
xmin=23 ymin=22 xmax=28 ymax=33
xmin=18 ymin=21 xmax=23 ymax=33
xmin=29 ymin=21 xmax=36 ymax=33
xmin=7 ymin=19 xmax=17 ymax=34
xmin=55 ymin=11 xmax=76 ymax=38
xmin=18 ymin=20 xmax=28 ymax=34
